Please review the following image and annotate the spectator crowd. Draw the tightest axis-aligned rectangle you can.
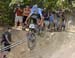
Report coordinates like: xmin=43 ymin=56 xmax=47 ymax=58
xmin=13 ymin=2 xmax=66 ymax=31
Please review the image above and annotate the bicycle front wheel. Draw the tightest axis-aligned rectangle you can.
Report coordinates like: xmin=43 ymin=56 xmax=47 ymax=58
xmin=27 ymin=33 xmax=36 ymax=50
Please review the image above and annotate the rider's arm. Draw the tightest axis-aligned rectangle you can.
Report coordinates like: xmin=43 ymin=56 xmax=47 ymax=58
xmin=25 ymin=11 xmax=33 ymax=23
xmin=25 ymin=15 xmax=30 ymax=22
xmin=38 ymin=8 xmax=42 ymax=16
xmin=38 ymin=8 xmax=44 ymax=20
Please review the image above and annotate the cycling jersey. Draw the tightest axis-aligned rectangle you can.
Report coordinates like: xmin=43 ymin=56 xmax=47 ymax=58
xmin=29 ymin=14 xmax=40 ymax=24
xmin=31 ymin=14 xmax=40 ymax=19
xmin=29 ymin=5 xmax=42 ymax=17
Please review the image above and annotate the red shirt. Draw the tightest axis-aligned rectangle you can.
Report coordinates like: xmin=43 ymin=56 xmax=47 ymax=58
xmin=16 ymin=8 xmax=22 ymax=16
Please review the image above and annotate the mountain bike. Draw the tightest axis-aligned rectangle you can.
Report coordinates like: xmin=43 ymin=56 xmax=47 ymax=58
xmin=26 ymin=18 xmax=36 ymax=50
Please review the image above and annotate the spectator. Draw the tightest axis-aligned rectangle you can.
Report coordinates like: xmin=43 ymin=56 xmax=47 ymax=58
xmin=14 ymin=4 xmax=23 ymax=30
xmin=42 ymin=8 xmax=49 ymax=30
xmin=23 ymin=5 xmax=31 ymax=27
xmin=56 ymin=9 xmax=63 ymax=31
xmin=48 ymin=12 xmax=55 ymax=31
xmin=61 ymin=12 xmax=66 ymax=30
xmin=1 ymin=27 xmax=12 ymax=58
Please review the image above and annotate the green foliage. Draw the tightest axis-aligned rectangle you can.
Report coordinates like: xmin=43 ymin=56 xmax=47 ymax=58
xmin=0 ymin=0 xmax=74 ymax=26
xmin=0 ymin=0 xmax=13 ymax=26
xmin=10 ymin=0 xmax=74 ymax=9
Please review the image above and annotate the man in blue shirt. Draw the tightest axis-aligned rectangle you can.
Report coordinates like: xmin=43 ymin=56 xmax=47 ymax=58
xmin=48 ymin=12 xmax=55 ymax=30
xmin=49 ymin=14 xmax=54 ymax=23
xmin=25 ymin=4 xmax=44 ymax=27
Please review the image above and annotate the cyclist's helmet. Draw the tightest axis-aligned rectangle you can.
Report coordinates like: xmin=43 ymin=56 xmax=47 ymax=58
xmin=32 ymin=4 xmax=38 ymax=14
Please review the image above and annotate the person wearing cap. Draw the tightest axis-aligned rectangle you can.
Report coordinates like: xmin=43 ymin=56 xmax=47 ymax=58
xmin=25 ymin=4 xmax=44 ymax=28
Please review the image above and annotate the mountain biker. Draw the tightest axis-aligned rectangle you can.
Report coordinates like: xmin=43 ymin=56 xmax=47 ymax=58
xmin=42 ymin=8 xmax=49 ymax=30
xmin=25 ymin=4 xmax=44 ymax=28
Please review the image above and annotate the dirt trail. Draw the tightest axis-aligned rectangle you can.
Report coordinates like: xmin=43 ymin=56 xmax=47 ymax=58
xmin=0 ymin=15 xmax=75 ymax=58
xmin=3 ymin=31 xmax=74 ymax=58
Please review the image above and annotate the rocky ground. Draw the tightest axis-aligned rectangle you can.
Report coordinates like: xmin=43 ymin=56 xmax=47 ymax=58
xmin=3 ymin=31 xmax=74 ymax=58
xmin=0 ymin=15 xmax=75 ymax=58
xmin=6 ymin=32 xmax=75 ymax=58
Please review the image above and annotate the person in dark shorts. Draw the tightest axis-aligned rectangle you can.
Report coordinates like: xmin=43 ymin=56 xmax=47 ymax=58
xmin=23 ymin=5 xmax=31 ymax=26
xmin=1 ymin=27 xmax=12 ymax=58
xmin=1 ymin=28 xmax=12 ymax=51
